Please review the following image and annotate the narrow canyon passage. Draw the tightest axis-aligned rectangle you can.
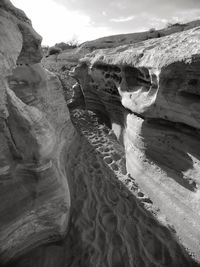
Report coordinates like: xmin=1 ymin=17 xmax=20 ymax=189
xmin=1 ymin=1 xmax=200 ymax=265
xmin=7 ymin=108 xmax=198 ymax=267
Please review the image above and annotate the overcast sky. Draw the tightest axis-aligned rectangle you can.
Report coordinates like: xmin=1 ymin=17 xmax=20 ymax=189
xmin=12 ymin=0 xmax=200 ymax=46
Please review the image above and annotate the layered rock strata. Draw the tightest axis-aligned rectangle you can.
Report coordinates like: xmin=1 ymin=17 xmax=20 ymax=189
xmin=70 ymin=26 xmax=200 ymax=265
xmin=6 ymin=109 xmax=199 ymax=267
xmin=1 ymin=0 xmax=200 ymax=266
xmin=0 ymin=0 xmax=72 ymax=264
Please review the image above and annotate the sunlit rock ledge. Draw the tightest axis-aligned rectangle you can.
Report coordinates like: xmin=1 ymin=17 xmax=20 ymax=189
xmin=0 ymin=0 xmax=72 ymax=264
xmin=70 ymin=26 xmax=200 ymax=264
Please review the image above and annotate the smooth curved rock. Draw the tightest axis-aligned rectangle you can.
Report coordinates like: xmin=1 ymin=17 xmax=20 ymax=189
xmin=71 ymin=26 xmax=200 ymax=264
xmin=2 ymin=0 xmax=200 ymax=266
xmin=0 ymin=0 xmax=72 ymax=264
xmin=6 ymin=109 xmax=199 ymax=267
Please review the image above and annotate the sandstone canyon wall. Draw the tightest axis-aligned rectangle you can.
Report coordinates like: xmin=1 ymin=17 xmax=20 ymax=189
xmin=0 ymin=0 xmax=72 ymax=264
xmin=69 ymin=26 xmax=200 ymax=266
xmin=1 ymin=1 xmax=200 ymax=267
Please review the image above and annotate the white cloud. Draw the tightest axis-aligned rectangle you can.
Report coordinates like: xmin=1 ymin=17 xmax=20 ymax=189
xmin=173 ymin=9 xmax=200 ymax=22
xmin=11 ymin=0 xmax=112 ymax=45
xmin=110 ymin=15 xmax=135 ymax=22
xmin=148 ymin=17 xmax=168 ymax=28
xmin=148 ymin=9 xmax=200 ymax=29
xmin=110 ymin=2 xmax=127 ymax=9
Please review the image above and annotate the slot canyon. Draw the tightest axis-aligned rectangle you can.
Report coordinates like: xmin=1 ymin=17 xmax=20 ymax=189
xmin=0 ymin=1 xmax=200 ymax=266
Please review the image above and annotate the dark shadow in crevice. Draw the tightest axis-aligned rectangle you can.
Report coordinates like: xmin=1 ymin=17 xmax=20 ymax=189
xmin=122 ymin=66 xmax=152 ymax=92
xmin=140 ymin=118 xmax=199 ymax=192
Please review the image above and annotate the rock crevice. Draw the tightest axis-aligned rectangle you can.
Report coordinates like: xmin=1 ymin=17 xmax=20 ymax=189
xmin=1 ymin=1 xmax=200 ymax=266
xmin=69 ymin=26 xmax=200 ymax=265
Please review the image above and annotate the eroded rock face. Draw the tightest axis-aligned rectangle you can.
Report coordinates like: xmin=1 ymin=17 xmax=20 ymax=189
xmin=71 ymin=26 xmax=200 ymax=265
xmin=2 ymin=0 xmax=200 ymax=266
xmin=7 ymin=109 xmax=199 ymax=267
xmin=0 ymin=0 xmax=73 ymax=264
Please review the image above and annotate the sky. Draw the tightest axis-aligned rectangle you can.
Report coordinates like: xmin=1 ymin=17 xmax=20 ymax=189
xmin=12 ymin=0 xmax=200 ymax=46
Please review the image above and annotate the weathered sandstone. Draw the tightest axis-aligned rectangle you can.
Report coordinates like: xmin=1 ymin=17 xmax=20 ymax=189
xmin=1 ymin=0 xmax=200 ymax=266
xmin=6 ymin=109 xmax=200 ymax=267
xmin=0 ymin=0 xmax=72 ymax=264
xmin=70 ymin=26 xmax=200 ymax=265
